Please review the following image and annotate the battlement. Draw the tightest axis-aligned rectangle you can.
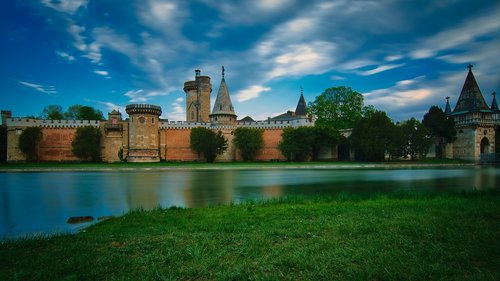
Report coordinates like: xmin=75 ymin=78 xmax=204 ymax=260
xmin=159 ymin=118 xmax=314 ymax=130
xmin=6 ymin=118 xmax=100 ymax=128
xmin=125 ymin=104 xmax=162 ymax=116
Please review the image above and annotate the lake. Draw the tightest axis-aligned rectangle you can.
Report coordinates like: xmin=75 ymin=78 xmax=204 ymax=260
xmin=1 ymin=166 xmax=499 ymax=238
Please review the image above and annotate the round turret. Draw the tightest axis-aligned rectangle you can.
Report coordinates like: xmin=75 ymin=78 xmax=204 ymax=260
xmin=126 ymin=104 xmax=162 ymax=162
xmin=184 ymin=70 xmax=211 ymax=123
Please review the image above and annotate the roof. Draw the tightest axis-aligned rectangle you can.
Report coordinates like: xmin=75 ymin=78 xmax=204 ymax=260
xmin=239 ymin=116 xmax=255 ymax=122
xmin=294 ymin=93 xmax=307 ymax=116
xmin=211 ymin=77 xmax=236 ymax=117
xmin=491 ymin=93 xmax=499 ymax=112
xmin=453 ymin=65 xmax=491 ymax=113
xmin=444 ymin=97 xmax=452 ymax=114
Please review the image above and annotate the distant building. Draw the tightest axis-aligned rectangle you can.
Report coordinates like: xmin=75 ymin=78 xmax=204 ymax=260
xmin=445 ymin=65 xmax=500 ymax=162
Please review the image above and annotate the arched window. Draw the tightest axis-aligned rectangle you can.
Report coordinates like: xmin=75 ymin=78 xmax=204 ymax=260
xmin=191 ymin=111 xmax=194 ymax=120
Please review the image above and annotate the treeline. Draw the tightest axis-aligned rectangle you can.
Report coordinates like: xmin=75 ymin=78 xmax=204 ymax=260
xmin=39 ymin=104 xmax=104 ymax=120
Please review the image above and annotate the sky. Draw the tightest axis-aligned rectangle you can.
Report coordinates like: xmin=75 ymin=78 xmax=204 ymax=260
xmin=0 ymin=0 xmax=499 ymax=122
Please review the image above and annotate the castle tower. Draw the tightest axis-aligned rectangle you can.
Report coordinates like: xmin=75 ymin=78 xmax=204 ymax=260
xmin=210 ymin=66 xmax=237 ymax=125
xmin=294 ymin=87 xmax=307 ymax=117
xmin=183 ymin=69 xmax=212 ymax=123
xmin=125 ymin=104 xmax=162 ymax=162
xmin=448 ymin=65 xmax=499 ymax=162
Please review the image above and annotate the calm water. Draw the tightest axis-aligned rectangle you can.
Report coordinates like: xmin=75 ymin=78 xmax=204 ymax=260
xmin=1 ymin=167 xmax=499 ymax=238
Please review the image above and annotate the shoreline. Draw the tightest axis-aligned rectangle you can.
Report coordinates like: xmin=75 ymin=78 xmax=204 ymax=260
xmin=0 ymin=162 xmax=477 ymax=172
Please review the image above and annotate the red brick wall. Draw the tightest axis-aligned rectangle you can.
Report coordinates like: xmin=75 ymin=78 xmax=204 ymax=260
xmin=163 ymin=129 xmax=201 ymax=161
xmin=253 ymin=129 xmax=286 ymax=161
xmin=38 ymin=128 xmax=79 ymax=161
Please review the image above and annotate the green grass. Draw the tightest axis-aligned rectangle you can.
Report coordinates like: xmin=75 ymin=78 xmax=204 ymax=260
xmin=0 ymin=158 xmax=472 ymax=171
xmin=1 ymin=192 xmax=499 ymax=280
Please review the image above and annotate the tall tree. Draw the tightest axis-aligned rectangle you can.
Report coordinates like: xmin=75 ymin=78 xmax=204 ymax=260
xmin=350 ymin=111 xmax=400 ymax=161
xmin=311 ymin=126 xmax=340 ymax=161
xmin=18 ymin=127 xmax=42 ymax=162
xmin=233 ymin=127 xmax=264 ymax=161
xmin=400 ymin=118 xmax=433 ymax=160
xmin=422 ymin=106 xmax=456 ymax=158
xmin=72 ymin=126 xmax=102 ymax=162
xmin=190 ymin=127 xmax=228 ymax=163
xmin=42 ymin=105 xmax=64 ymax=120
xmin=309 ymin=86 xmax=371 ymax=129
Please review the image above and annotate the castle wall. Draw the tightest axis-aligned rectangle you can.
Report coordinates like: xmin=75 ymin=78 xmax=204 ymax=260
xmin=252 ymin=129 xmax=286 ymax=161
xmin=101 ymin=121 xmax=128 ymax=162
xmin=163 ymin=128 xmax=201 ymax=161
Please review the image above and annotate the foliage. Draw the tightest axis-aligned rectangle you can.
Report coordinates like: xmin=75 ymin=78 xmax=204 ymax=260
xmin=400 ymin=118 xmax=433 ymax=160
xmin=233 ymin=128 xmax=264 ymax=161
xmin=71 ymin=126 xmax=101 ymax=162
xmin=64 ymin=105 xmax=104 ymax=120
xmin=18 ymin=127 xmax=42 ymax=162
xmin=422 ymin=106 xmax=456 ymax=142
xmin=350 ymin=111 xmax=400 ymax=161
xmin=118 ymin=147 xmax=125 ymax=162
xmin=308 ymin=86 xmax=373 ymax=129
xmin=42 ymin=105 xmax=64 ymax=120
xmin=422 ymin=106 xmax=456 ymax=158
xmin=0 ymin=126 xmax=7 ymax=163
xmin=1 ymin=194 xmax=499 ymax=280
xmin=278 ymin=126 xmax=339 ymax=161
xmin=190 ymin=127 xmax=228 ymax=163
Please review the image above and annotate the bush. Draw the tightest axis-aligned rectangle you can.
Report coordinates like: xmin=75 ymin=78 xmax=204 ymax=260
xmin=72 ymin=126 xmax=101 ymax=162
xmin=233 ymin=128 xmax=263 ymax=161
xmin=18 ymin=127 xmax=42 ymax=162
xmin=190 ymin=127 xmax=228 ymax=163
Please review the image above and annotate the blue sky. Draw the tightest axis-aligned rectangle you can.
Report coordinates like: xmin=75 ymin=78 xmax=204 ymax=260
xmin=1 ymin=0 xmax=499 ymax=122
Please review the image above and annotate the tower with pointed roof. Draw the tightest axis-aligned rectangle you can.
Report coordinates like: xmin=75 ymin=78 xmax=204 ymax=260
xmin=446 ymin=65 xmax=500 ymax=162
xmin=210 ymin=66 xmax=237 ymax=125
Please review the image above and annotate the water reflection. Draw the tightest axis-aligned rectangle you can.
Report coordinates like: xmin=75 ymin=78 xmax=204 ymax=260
xmin=0 ymin=167 xmax=498 ymax=238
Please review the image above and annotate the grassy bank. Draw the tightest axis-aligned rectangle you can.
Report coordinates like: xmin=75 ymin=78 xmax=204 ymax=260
xmin=0 ymin=158 xmax=473 ymax=171
xmin=1 ymin=192 xmax=499 ymax=280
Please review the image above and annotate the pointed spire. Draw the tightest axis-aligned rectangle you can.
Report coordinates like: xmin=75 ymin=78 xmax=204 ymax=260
xmin=294 ymin=87 xmax=307 ymax=116
xmin=445 ymin=97 xmax=451 ymax=114
xmin=491 ymin=92 xmax=499 ymax=112
xmin=452 ymin=64 xmax=490 ymax=113
xmin=211 ymin=66 xmax=236 ymax=117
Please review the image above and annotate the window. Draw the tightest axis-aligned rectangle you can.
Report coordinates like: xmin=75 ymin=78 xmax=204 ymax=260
xmin=139 ymin=117 xmax=145 ymax=124
xmin=220 ymin=105 xmax=222 ymax=110
xmin=152 ymin=117 xmax=155 ymax=124
xmin=191 ymin=111 xmax=194 ymax=120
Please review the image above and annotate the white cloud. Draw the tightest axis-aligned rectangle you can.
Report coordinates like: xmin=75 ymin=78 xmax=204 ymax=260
xmin=41 ymin=0 xmax=88 ymax=14
xmin=235 ymin=85 xmax=272 ymax=102
xmin=18 ymin=80 xmax=57 ymax=95
xmin=55 ymin=51 xmax=74 ymax=61
xmin=359 ymin=63 xmax=405 ymax=76
xmin=123 ymin=89 xmax=169 ymax=103
xmin=385 ymin=54 xmax=403 ymax=62
xmin=330 ymin=75 xmax=346 ymax=81
xmin=166 ymin=96 xmax=186 ymax=121
xmin=98 ymin=101 xmax=126 ymax=115
xmin=94 ymin=70 xmax=111 ymax=79
xmin=410 ymin=7 xmax=500 ymax=59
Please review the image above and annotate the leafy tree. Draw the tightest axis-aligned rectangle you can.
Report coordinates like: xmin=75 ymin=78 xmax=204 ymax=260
xmin=309 ymin=86 xmax=372 ymax=129
xmin=311 ymin=126 xmax=340 ymax=160
xmin=350 ymin=111 xmax=400 ymax=161
xmin=386 ymin=123 xmax=406 ymax=160
xmin=279 ymin=127 xmax=314 ymax=161
xmin=72 ymin=126 xmax=101 ymax=162
xmin=400 ymin=118 xmax=433 ymax=160
xmin=190 ymin=127 xmax=228 ymax=163
xmin=18 ymin=127 xmax=42 ymax=162
xmin=0 ymin=126 xmax=7 ymax=163
xmin=422 ymin=106 xmax=456 ymax=158
xmin=233 ymin=127 xmax=264 ymax=161
xmin=42 ymin=105 xmax=64 ymax=120
xmin=64 ymin=105 xmax=104 ymax=120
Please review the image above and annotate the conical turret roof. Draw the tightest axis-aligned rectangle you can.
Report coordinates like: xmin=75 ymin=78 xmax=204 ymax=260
xmin=453 ymin=65 xmax=490 ymax=113
xmin=491 ymin=92 xmax=499 ymax=112
xmin=211 ymin=67 xmax=236 ymax=117
xmin=295 ymin=91 xmax=307 ymax=116
xmin=444 ymin=97 xmax=452 ymax=115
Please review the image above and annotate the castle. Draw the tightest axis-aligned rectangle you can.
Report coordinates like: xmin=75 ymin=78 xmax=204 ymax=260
xmin=1 ymin=66 xmax=498 ymax=163
xmin=1 ymin=68 xmax=316 ymax=163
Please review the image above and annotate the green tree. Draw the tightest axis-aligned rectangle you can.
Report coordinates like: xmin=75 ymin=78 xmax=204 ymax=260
xmin=0 ymin=126 xmax=7 ymax=163
xmin=18 ymin=127 xmax=42 ymax=162
xmin=311 ymin=126 xmax=340 ymax=161
xmin=400 ymin=118 xmax=433 ymax=160
xmin=190 ymin=127 xmax=228 ymax=163
xmin=278 ymin=127 xmax=314 ymax=161
xmin=422 ymin=106 xmax=456 ymax=158
xmin=309 ymin=86 xmax=371 ymax=129
xmin=72 ymin=126 xmax=101 ymax=162
xmin=350 ymin=111 xmax=400 ymax=161
xmin=64 ymin=105 xmax=104 ymax=120
xmin=233 ymin=127 xmax=264 ymax=161
xmin=42 ymin=105 xmax=64 ymax=120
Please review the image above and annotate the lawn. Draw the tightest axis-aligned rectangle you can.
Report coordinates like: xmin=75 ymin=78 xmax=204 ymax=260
xmin=1 ymin=192 xmax=499 ymax=280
